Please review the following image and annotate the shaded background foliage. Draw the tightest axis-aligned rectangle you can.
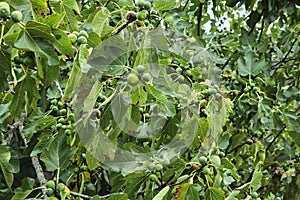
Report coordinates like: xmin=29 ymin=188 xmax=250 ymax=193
xmin=0 ymin=0 xmax=299 ymax=199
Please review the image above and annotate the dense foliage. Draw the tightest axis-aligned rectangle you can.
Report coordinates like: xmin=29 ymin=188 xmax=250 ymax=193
xmin=0 ymin=0 xmax=299 ymax=199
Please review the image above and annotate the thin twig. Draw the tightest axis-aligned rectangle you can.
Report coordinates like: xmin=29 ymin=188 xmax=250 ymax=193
xmin=46 ymin=0 xmax=52 ymax=15
xmin=55 ymin=80 xmax=64 ymax=97
xmin=182 ymin=0 xmax=190 ymax=11
xmin=104 ymin=0 xmax=112 ymax=7
xmin=249 ymin=9 xmax=265 ymax=34
xmin=220 ymin=50 xmax=237 ymax=70
xmin=258 ymin=17 xmax=264 ymax=42
xmin=226 ymin=140 xmax=249 ymax=154
xmin=0 ymin=21 xmax=6 ymax=47
xmin=70 ymin=191 xmax=92 ymax=199
xmin=111 ymin=21 xmax=130 ymax=36
xmin=265 ymin=125 xmax=286 ymax=154
xmin=197 ymin=3 xmax=204 ymax=37
xmin=5 ymin=113 xmax=27 ymax=145
xmin=14 ymin=112 xmax=47 ymax=199
xmin=271 ymin=37 xmax=298 ymax=69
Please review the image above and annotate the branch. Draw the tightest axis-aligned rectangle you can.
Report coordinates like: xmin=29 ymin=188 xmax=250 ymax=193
xmin=258 ymin=17 xmax=264 ymax=42
xmin=226 ymin=140 xmax=251 ymax=154
xmin=5 ymin=112 xmax=26 ymax=145
xmin=32 ymin=156 xmax=47 ymax=185
xmin=182 ymin=0 xmax=190 ymax=11
xmin=220 ymin=50 xmax=237 ymax=70
xmin=46 ymin=0 xmax=53 ymax=15
xmin=249 ymin=9 xmax=265 ymax=34
xmin=271 ymin=37 xmax=298 ymax=69
xmin=13 ymin=112 xmax=47 ymax=199
xmin=54 ymin=80 xmax=64 ymax=98
xmin=265 ymin=125 xmax=286 ymax=154
xmin=197 ymin=3 xmax=204 ymax=37
xmin=103 ymin=0 xmax=112 ymax=7
xmin=111 ymin=21 xmax=130 ymax=36
xmin=70 ymin=191 xmax=92 ymax=199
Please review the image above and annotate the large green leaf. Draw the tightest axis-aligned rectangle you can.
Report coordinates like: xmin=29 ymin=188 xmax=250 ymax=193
xmin=0 ymin=145 xmax=14 ymax=189
xmin=237 ymin=51 xmax=266 ymax=76
xmin=9 ymin=77 xmax=26 ymax=118
xmin=124 ymin=173 xmax=148 ymax=198
xmin=61 ymin=0 xmax=80 ymax=31
xmin=0 ymin=47 xmax=11 ymax=72
xmin=92 ymin=8 xmax=110 ymax=37
xmin=11 ymin=177 xmax=36 ymax=200
xmin=83 ymin=79 xmax=102 ymax=117
xmin=3 ymin=24 xmax=22 ymax=46
xmin=154 ymin=0 xmax=176 ymax=11
xmin=36 ymin=56 xmax=60 ymax=86
xmin=288 ymin=131 xmax=300 ymax=147
xmin=205 ymin=96 xmax=233 ymax=143
xmin=173 ymin=183 xmax=200 ymax=200
xmin=22 ymin=115 xmax=56 ymax=135
xmin=250 ymin=170 xmax=263 ymax=191
xmin=204 ymin=187 xmax=225 ymax=200
xmin=153 ymin=186 xmax=170 ymax=200
xmin=0 ymin=47 xmax=11 ymax=92
xmin=145 ymin=85 xmax=168 ymax=104
xmin=40 ymin=132 xmax=76 ymax=171
xmin=29 ymin=0 xmax=48 ymax=20
xmin=9 ymin=76 xmax=40 ymax=119
xmin=111 ymin=92 xmax=138 ymax=133
xmin=63 ymin=45 xmax=88 ymax=100
xmin=131 ymin=86 xmax=147 ymax=105
xmin=52 ymin=28 xmax=74 ymax=57
xmin=14 ymin=21 xmax=60 ymax=66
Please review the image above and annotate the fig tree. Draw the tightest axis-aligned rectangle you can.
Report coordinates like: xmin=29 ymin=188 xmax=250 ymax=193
xmin=51 ymin=99 xmax=58 ymax=105
xmin=58 ymin=108 xmax=67 ymax=115
xmin=144 ymin=1 xmax=151 ymax=10
xmin=57 ymin=101 xmax=64 ymax=108
xmin=141 ymin=73 xmax=151 ymax=82
xmin=51 ymin=105 xmax=58 ymax=112
xmin=78 ymin=30 xmax=89 ymax=39
xmin=46 ymin=180 xmax=55 ymax=189
xmin=199 ymin=156 xmax=207 ymax=165
xmin=23 ymin=57 xmax=35 ymax=67
xmin=135 ymin=0 xmax=145 ymax=8
xmin=11 ymin=10 xmax=23 ymax=22
xmin=74 ymin=167 xmax=80 ymax=173
xmin=14 ymin=56 xmax=23 ymax=64
xmin=251 ymin=191 xmax=259 ymax=198
xmin=0 ymin=2 xmax=10 ymax=19
xmin=156 ymin=164 xmax=163 ymax=171
xmin=149 ymin=174 xmax=158 ymax=181
xmin=46 ymin=188 xmax=54 ymax=196
xmin=84 ymin=183 xmax=97 ymax=196
xmin=184 ymin=69 xmax=192 ymax=76
xmin=136 ymin=10 xmax=148 ymax=21
xmin=150 ymin=9 xmax=158 ymax=16
xmin=127 ymin=73 xmax=139 ymax=86
xmin=202 ymin=166 xmax=211 ymax=175
xmin=176 ymin=67 xmax=183 ymax=74
xmin=77 ymin=36 xmax=88 ymax=44
xmin=56 ymin=183 xmax=65 ymax=191
xmin=136 ymin=65 xmax=145 ymax=74
xmin=177 ymin=75 xmax=185 ymax=83
xmin=68 ymin=33 xmax=77 ymax=44
xmin=58 ymin=118 xmax=65 ymax=123
xmin=125 ymin=11 xmax=136 ymax=22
